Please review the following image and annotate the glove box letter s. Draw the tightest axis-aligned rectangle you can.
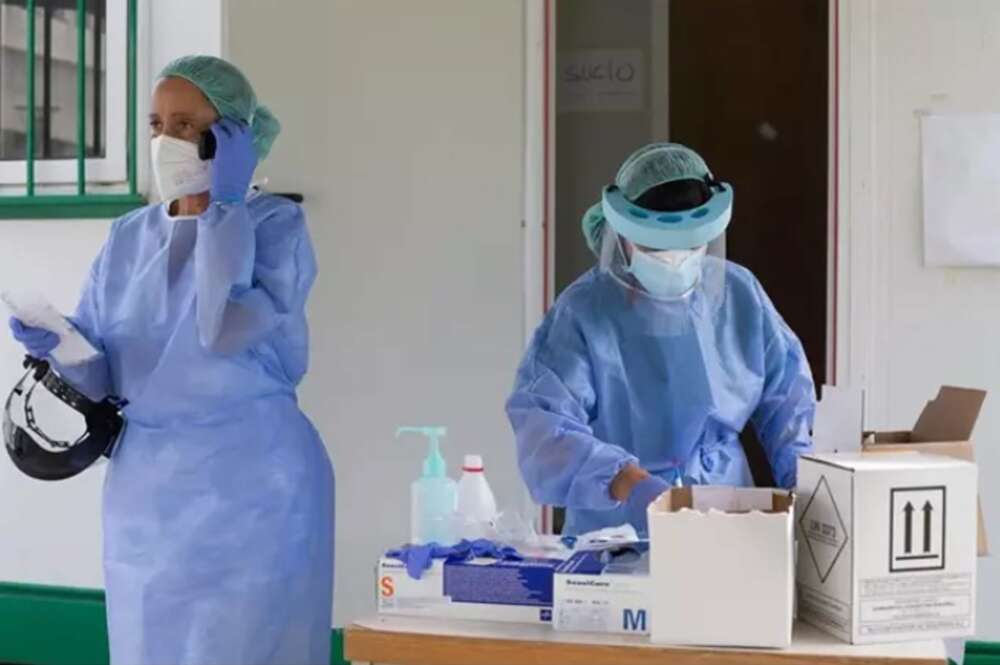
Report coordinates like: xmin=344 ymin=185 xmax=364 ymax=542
xmin=379 ymin=576 xmax=395 ymax=598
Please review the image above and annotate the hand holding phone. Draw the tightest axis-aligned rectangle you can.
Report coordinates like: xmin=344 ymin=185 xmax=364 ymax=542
xmin=206 ymin=119 xmax=257 ymax=203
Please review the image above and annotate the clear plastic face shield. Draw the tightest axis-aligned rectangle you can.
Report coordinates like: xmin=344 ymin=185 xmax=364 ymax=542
xmin=595 ymin=226 xmax=728 ymax=334
xmin=595 ymin=176 xmax=731 ymax=324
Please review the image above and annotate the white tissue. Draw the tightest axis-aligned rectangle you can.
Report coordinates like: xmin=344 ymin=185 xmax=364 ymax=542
xmin=574 ymin=524 xmax=641 ymax=550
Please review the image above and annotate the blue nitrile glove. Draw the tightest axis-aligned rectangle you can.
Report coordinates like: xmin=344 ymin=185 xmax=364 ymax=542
xmin=386 ymin=543 xmax=453 ymax=580
xmin=445 ymin=539 xmax=524 ymax=564
xmin=209 ymin=118 xmax=257 ymax=204
xmin=9 ymin=317 xmax=59 ymax=358
xmin=387 ymin=540 xmax=526 ymax=580
xmin=624 ymin=476 xmax=671 ymax=535
xmin=473 ymin=539 xmax=523 ymax=562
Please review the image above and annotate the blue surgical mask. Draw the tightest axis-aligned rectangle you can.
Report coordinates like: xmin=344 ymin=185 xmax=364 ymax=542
xmin=627 ymin=246 xmax=706 ymax=298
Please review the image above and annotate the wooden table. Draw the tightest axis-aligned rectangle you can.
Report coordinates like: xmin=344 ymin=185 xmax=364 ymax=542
xmin=345 ymin=615 xmax=950 ymax=665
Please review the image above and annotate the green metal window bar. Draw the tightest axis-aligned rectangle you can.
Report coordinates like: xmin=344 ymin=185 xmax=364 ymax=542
xmin=0 ymin=0 xmax=144 ymax=219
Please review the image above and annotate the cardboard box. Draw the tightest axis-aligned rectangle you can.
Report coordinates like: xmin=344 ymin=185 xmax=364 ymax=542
xmin=797 ymin=452 xmax=977 ymax=644
xmin=861 ymin=386 xmax=989 ymax=556
xmin=553 ymin=546 xmax=651 ymax=635
xmin=376 ymin=556 xmax=561 ymax=625
xmin=648 ymin=486 xmax=795 ymax=648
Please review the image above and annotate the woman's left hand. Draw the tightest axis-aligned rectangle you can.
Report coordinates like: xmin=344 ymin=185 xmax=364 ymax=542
xmin=9 ymin=317 xmax=59 ymax=358
xmin=209 ymin=118 xmax=257 ymax=204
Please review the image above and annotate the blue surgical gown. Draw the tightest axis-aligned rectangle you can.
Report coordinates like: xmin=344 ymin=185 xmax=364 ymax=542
xmin=506 ymin=260 xmax=814 ymax=536
xmin=56 ymin=194 xmax=334 ymax=665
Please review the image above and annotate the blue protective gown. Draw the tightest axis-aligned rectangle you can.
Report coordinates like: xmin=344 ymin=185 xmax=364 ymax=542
xmin=506 ymin=260 xmax=814 ymax=536
xmin=56 ymin=193 xmax=334 ymax=665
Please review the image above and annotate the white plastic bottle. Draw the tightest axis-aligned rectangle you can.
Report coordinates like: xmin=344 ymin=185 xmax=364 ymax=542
xmin=456 ymin=455 xmax=498 ymax=540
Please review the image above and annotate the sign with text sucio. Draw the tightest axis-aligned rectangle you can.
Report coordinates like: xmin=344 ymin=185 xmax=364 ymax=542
xmin=558 ymin=49 xmax=644 ymax=112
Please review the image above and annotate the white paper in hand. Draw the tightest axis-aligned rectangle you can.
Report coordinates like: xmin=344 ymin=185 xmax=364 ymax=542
xmin=1 ymin=289 xmax=99 ymax=366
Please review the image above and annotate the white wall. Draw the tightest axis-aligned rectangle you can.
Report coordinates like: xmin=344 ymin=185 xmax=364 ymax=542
xmin=149 ymin=0 xmax=223 ymax=74
xmin=226 ymin=0 xmax=527 ymax=626
xmin=0 ymin=221 xmax=110 ymax=588
xmin=839 ymin=0 xmax=1000 ymax=639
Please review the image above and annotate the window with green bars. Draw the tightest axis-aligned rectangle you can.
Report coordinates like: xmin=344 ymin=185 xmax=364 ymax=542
xmin=0 ymin=0 xmax=144 ymax=218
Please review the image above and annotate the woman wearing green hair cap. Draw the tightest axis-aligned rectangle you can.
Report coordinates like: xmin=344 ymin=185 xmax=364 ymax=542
xmin=8 ymin=55 xmax=334 ymax=664
xmin=507 ymin=142 xmax=815 ymax=537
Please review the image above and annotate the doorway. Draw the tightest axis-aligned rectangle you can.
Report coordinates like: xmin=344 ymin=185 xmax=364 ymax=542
xmin=549 ymin=0 xmax=830 ymax=524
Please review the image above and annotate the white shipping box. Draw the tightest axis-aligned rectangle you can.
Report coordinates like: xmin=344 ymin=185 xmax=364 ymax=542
xmin=648 ymin=486 xmax=795 ymax=648
xmin=796 ymin=453 xmax=977 ymax=644
xmin=376 ymin=556 xmax=561 ymax=625
xmin=553 ymin=547 xmax=651 ymax=635
xmin=861 ymin=385 xmax=990 ymax=556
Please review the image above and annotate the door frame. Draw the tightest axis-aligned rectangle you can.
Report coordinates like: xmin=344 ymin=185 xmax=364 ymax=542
xmin=522 ymin=0 xmax=555 ymax=533
xmin=522 ymin=0 xmax=554 ymax=346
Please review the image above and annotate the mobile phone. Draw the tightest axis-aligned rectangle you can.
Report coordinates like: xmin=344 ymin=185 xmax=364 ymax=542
xmin=198 ymin=130 xmax=216 ymax=160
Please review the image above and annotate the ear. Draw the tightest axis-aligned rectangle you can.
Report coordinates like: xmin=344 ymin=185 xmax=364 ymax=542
xmin=622 ymin=239 xmax=635 ymax=259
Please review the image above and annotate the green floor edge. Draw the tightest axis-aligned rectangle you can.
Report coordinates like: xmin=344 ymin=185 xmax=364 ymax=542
xmin=0 ymin=582 xmax=997 ymax=665
xmin=0 ymin=582 xmax=348 ymax=665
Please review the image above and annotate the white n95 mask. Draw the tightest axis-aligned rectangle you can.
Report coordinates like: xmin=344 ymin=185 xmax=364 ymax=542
xmin=627 ymin=246 xmax=707 ymax=298
xmin=151 ymin=135 xmax=211 ymax=203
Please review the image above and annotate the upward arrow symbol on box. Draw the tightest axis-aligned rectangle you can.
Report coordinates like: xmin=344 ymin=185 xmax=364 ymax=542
xmin=923 ymin=501 xmax=933 ymax=554
xmin=904 ymin=502 xmax=914 ymax=554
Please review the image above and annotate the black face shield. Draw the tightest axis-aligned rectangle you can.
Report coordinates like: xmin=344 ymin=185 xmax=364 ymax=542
xmin=4 ymin=357 xmax=126 ymax=481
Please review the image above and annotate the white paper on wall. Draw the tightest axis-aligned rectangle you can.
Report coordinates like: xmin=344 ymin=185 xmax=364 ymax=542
xmin=921 ymin=113 xmax=1000 ymax=267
